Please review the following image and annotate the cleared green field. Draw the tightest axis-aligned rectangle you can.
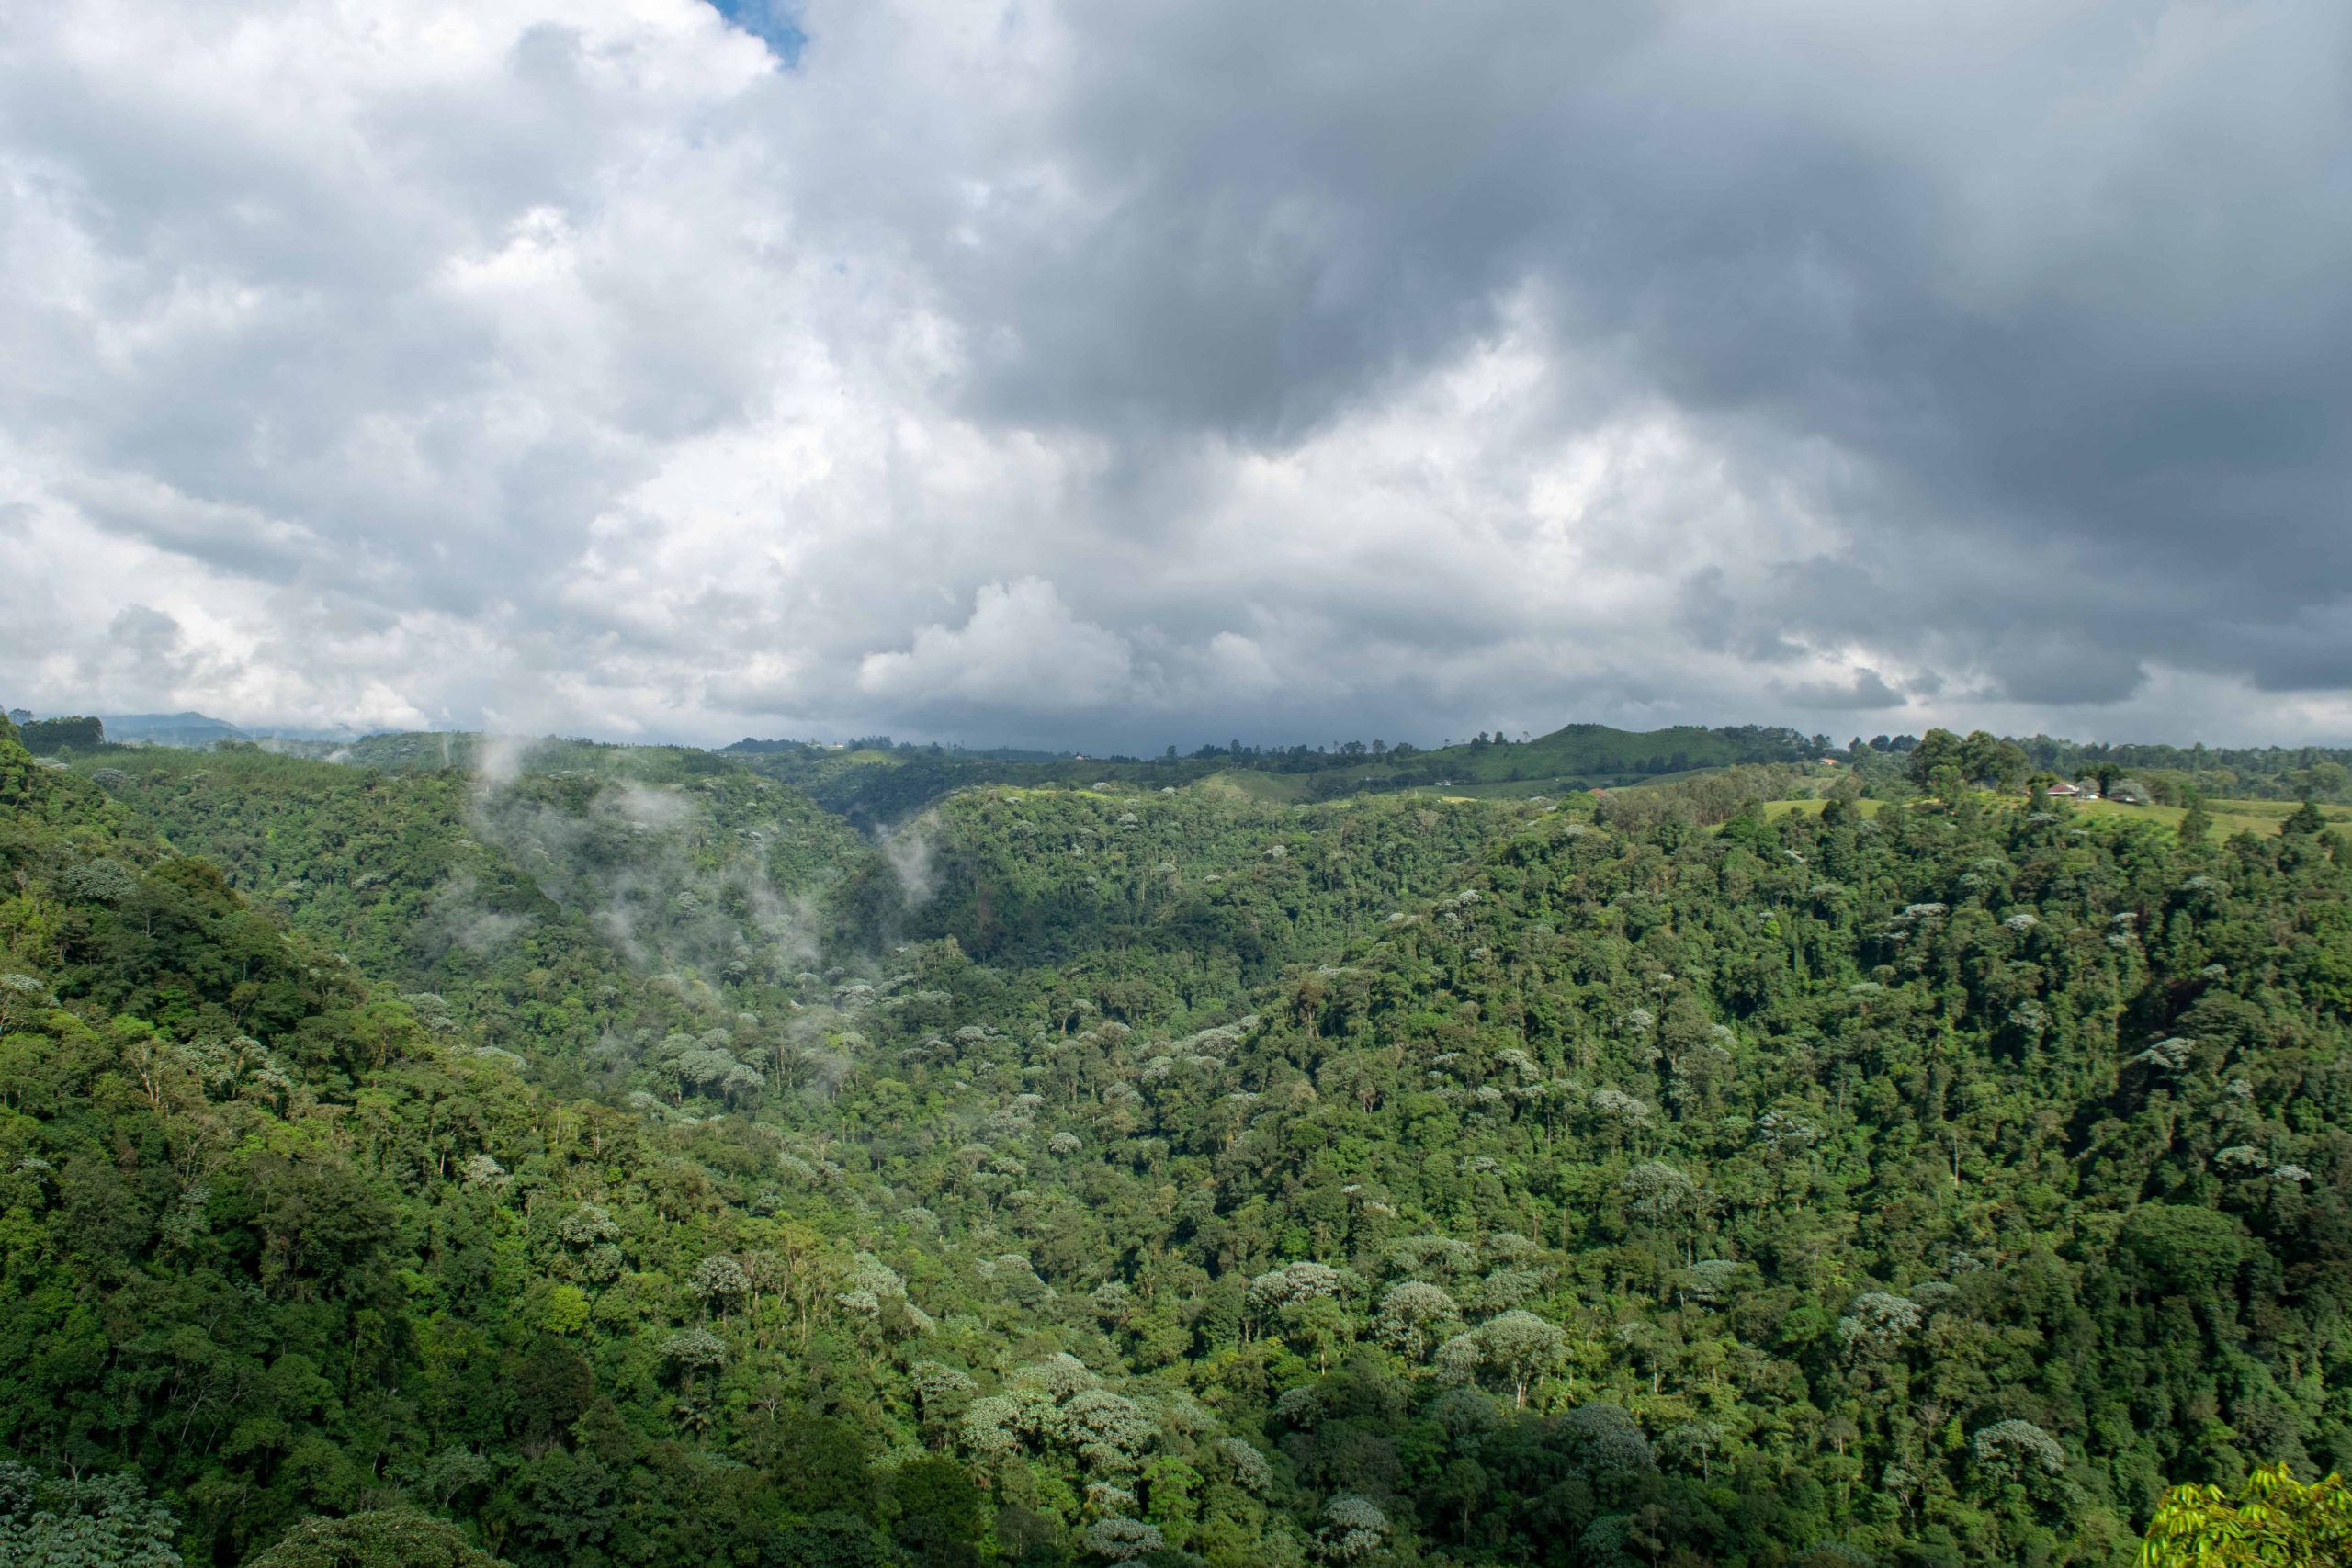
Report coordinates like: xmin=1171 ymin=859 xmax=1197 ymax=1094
xmin=1394 ymin=765 xmax=1736 ymax=802
xmin=1193 ymin=768 xmax=1317 ymax=803
xmin=2070 ymin=795 xmax=2349 ymax=839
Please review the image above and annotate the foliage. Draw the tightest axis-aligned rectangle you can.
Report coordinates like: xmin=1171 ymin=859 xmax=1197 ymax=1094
xmin=243 ymin=1510 xmax=514 ymax=1568
xmin=718 ymin=721 xmax=1828 ymax=823
xmin=0 ymin=1460 xmax=182 ymax=1567
xmin=2138 ymin=1463 xmax=2352 ymax=1566
xmin=18 ymin=716 xmax=106 ymax=751
xmin=7 ymin=718 xmax=2352 ymax=1565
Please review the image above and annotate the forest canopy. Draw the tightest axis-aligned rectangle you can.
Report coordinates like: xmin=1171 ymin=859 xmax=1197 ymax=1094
xmin=6 ymin=709 xmax=2352 ymax=1567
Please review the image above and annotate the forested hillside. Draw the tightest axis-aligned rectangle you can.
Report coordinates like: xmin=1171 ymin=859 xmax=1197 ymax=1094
xmin=714 ymin=725 xmax=1829 ymax=827
xmin=6 ymin=716 xmax=2352 ymax=1567
xmin=70 ymin=743 xmax=872 ymax=1066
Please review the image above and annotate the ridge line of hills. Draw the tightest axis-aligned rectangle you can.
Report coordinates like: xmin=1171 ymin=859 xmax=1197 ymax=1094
xmin=15 ymin=708 xmax=2352 ymax=828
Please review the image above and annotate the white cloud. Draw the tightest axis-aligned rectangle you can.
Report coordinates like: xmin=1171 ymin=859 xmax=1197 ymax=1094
xmin=859 ymin=578 xmax=1136 ymax=714
xmin=0 ymin=0 xmax=2347 ymax=750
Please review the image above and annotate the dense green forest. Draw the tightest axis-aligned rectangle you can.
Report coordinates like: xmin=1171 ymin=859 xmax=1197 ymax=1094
xmin=692 ymin=726 xmax=1829 ymax=829
xmin=705 ymin=720 xmax=2352 ymax=824
xmin=1839 ymin=733 xmax=2352 ymax=807
xmin=19 ymin=710 xmax=2352 ymax=818
xmin=7 ymin=711 xmax=2352 ymax=1567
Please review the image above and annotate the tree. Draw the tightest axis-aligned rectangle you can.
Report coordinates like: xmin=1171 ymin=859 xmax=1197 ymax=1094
xmin=1969 ymin=1419 xmax=2065 ymax=1490
xmin=2179 ymin=792 xmax=2214 ymax=846
xmin=1376 ymin=1280 xmax=1462 ymax=1359
xmin=2284 ymin=797 xmax=2329 ymax=836
xmin=1959 ymin=730 xmax=2030 ymax=791
xmin=883 ymin=1457 xmax=983 ymax=1568
xmin=243 ymin=1510 xmax=513 ymax=1568
xmin=1317 ymin=1496 xmax=1392 ymax=1562
xmin=1083 ymin=1517 xmax=1163 ymax=1561
xmin=2291 ymin=761 xmax=2348 ymax=800
xmin=19 ymin=715 xmax=104 ymax=750
xmin=0 ymin=1462 xmax=181 ymax=1568
xmin=762 ymin=1513 xmax=891 ymax=1568
xmin=1906 ymin=728 xmax=1965 ymax=789
xmin=2139 ymin=1463 xmax=2352 ymax=1566
xmin=1437 ymin=1311 xmax=1567 ymax=1408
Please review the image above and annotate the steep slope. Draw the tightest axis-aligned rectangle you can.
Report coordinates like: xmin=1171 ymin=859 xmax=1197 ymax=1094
xmin=1129 ymin=795 xmax=2352 ymax=1562
xmin=68 ymin=744 xmax=875 ymax=1064
xmin=0 ymin=716 xmax=1536 ymax=1567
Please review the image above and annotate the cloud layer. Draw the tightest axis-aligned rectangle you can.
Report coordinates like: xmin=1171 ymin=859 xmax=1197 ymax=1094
xmin=4 ymin=0 xmax=2349 ymax=748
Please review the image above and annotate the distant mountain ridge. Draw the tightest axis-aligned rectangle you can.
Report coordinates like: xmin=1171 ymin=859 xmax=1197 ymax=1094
xmin=1396 ymin=719 xmax=1824 ymax=784
xmin=96 ymin=711 xmax=250 ymax=745
xmin=74 ymin=711 xmax=369 ymax=747
xmin=709 ymin=719 xmax=1830 ymax=825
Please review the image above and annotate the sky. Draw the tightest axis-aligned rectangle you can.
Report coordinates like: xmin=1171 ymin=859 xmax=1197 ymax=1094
xmin=3 ymin=0 xmax=2350 ymax=752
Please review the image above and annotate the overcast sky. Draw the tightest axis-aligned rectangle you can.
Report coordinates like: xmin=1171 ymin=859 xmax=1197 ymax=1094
xmin=4 ymin=0 xmax=2349 ymax=751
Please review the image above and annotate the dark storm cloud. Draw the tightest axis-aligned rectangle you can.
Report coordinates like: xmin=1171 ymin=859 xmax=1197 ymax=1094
xmin=1776 ymin=668 xmax=1905 ymax=713
xmin=896 ymin=0 xmax=2352 ymax=705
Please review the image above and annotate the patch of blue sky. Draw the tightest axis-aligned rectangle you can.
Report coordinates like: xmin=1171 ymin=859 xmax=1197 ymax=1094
xmin=706 ymin=0 xmax=805 ymax=64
